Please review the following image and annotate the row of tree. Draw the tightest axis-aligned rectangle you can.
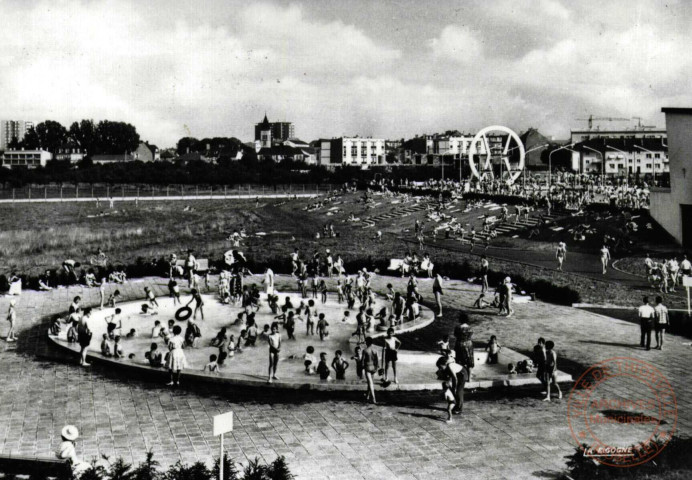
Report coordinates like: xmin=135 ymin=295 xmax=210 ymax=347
xmin=176 ymin=136 xmax=245 ymax=155
xmin=9 ymin=119 xmax=140 ymax=155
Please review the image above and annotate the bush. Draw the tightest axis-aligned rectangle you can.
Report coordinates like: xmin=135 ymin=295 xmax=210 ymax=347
xmin=10 ymin=452 xmax=296 ymax=480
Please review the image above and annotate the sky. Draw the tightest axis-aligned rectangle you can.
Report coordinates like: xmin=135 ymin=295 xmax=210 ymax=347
xmin=2 ymin=0 xmax=691 ymax=147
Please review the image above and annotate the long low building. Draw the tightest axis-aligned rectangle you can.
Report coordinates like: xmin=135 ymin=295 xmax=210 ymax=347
xmin=1 ymin=149 xmax=52 ymax=168
xmin=571 ymin=138 xmax=668 ymax=177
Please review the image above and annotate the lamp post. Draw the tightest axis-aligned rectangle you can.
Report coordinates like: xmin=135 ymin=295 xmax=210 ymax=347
xmin=605 ymin=144 xmax=629 ymax=186
xmin=583 ymin=145 xmax=605 ymax=185
xmin=633 ymin=144 xmax=657 ymax=186
xmin=548 ymin=143 xmax=575 ymax=190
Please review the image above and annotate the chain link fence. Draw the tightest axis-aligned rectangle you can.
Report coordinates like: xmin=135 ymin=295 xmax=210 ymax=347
xmin=0 ymin=184 xmax=338 ymax=201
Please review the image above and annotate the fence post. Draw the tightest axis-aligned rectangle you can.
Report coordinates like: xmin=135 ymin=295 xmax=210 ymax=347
xmin=181 ymin=186 xmax=183 ymax=197
xmin=28 ymin=187 xmax=31 ymax=200
xmin=76 ymin=185 xmax=79 ymax=198
xmin=60 ymin=186 xmax=63 ymax=201
xmin=121 ymin=186 xmax=124 ymax=198
xmin=137 ymin=187 xmax=140 ymax=199
xmin=91 ymin=186 xmax=94 ymax=198
xmin=224 ymin=186 xmax=227 ymax=198
xmin=45 ymin=186 xmax=47 ymax=199
xmin=152 ymin=185 xmax=154 ymax=198
xmin=107 ymin=185 xmax=110 ymax=199
xmin=196 ymin=185 xmax=199 ymax=197
xmin=167 ymin=186 xmax=169 ymax=197
xmin=12 ymin=188 xmax=15 ymax=203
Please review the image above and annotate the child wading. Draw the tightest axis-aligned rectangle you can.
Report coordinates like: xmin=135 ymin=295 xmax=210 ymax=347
xmin=331 ymin=350 xmax=349 ymax=380
xmin=267 ymin=322 xmax=281 ymax=383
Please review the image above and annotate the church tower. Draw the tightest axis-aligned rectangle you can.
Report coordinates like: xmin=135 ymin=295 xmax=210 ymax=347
xmin=259 ymin=113 xmax=272 ymax=148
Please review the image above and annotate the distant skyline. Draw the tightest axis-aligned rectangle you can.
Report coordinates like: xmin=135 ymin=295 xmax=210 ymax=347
xmin=1 ymin=0 xmax=691 ymax=147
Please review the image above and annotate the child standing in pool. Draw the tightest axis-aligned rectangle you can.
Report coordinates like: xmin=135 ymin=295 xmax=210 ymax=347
xmin=331 ymin=350 xmax=349 ymax=380
xmin=185 ymin=289 xmax=204 ymax=320
xmin=168 ymin=277 xmax=181 ymax=306
xmin=144 ymin=286 xmax=159 ymax=309
xmin=267 ymin=322 xmax=281 ymax=383
xmin=316 ymin=313 xmax=329 ymax=340
xmin=319 ymin=280 xmax=328 ymax=304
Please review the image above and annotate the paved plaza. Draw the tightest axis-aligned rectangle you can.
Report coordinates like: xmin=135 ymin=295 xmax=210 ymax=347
xmin=0 ymin=274 xmax=689 ymax=479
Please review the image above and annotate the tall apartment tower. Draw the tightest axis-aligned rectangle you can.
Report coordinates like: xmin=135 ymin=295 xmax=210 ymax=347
xmin=1 ymin=120 xmax=33 ymax=149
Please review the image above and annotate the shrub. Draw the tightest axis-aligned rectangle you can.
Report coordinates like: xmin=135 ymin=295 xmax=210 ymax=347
xmin=212 ymin=455 xmax=239 ymax=480
xmin=131 ymin=452 xmax=160 ymax=480
xmin=162 ymin=461 xmax=210 ymax=480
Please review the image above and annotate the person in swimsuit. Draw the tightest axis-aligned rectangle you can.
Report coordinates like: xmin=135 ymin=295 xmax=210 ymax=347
xmin=382 ymin=328 xmax=402 ymax=384
xmin=433 ymin=272 xmax=444 ymax=318
xmin=600 ymin=244 xmax=611 ymax=274
xmin=185 ymin=289 xmax=204 ymax=320
xmin=543 ymin=340 xmax=562 ymax=402
xmin=267 ymin=322 xmax=281 ymax=383
xmin=480 ymin=255 xmax=489 ymax=293
xmin=362 ymin=337 xmax=379 ymax=404
xmin=556 ymin=242 xmax=566 ymax=271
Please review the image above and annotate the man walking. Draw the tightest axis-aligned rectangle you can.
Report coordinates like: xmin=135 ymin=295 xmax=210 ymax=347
xmin=638 ymin=296 xmax=655 ymax=351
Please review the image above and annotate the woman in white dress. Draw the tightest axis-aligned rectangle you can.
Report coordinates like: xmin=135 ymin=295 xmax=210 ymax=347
xmin=166 ymin=325 xmax=188 ymax=386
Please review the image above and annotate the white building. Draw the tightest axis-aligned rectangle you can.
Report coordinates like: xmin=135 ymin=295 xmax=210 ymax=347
xmin=1 ymin=149 xmax=51 ymax=169
xmin=571 ymin=138 xmax=668 ymax=176
xmin=319 ymin=137 xmax=385 ymax=168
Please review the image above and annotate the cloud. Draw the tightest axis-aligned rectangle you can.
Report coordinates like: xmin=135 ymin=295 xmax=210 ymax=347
xmin=0 ymin=0 xmax=691 ymax=146
xmin=430 ymin=26 xmax=482 ymax=62
xmin=0 ymin=0 xmax=402 ymax=145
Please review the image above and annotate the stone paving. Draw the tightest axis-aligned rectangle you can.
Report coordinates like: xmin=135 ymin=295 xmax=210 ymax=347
xmin=0 ymin=274 xmax=690 ymax=479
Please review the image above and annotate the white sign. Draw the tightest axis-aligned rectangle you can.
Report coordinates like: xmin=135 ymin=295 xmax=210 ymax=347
xmin=683 ymin=276 xmax=692 ymax=288
xmin=213 ymin=411 xmax=234 ymax=436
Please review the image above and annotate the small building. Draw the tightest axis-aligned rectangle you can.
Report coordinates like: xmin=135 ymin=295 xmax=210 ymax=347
xmin=257 ymin=145 xmax=317 ymax=164
xmin=649 ymin=107 xmax=692 ymax=248
xmin=570 ymin=127 xmax=666 ymax=145
xmin=319 ymin=137 xmax=385 ymax=168
xmin=134 ymin=142 xmax=160 ymax=162
xmin=54 ymin=142 xmax=85 ymax=163
xmin=92 ymin=154 xmax=135 ymax=165
xmin=1 ymin=149 xmax=51 ymax=168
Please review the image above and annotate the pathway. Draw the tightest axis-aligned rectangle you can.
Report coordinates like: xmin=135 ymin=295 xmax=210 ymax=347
xmin=0 ymin=275 xmax=690 ymax=479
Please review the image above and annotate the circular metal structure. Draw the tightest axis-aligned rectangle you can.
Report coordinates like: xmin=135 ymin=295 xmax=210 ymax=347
xmin=468 ymin=125 xmax=525 ymax=183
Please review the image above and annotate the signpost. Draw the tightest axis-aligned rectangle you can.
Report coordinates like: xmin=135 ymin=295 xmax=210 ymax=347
xmin=683 ymin=275 xmax=692 ymax=315
xmin=213 ymin=411 xmax=234 ymax=480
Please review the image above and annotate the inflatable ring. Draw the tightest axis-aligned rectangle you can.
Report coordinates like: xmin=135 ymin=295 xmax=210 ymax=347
xmin=175 ymin=306 xmax=192 ymax=321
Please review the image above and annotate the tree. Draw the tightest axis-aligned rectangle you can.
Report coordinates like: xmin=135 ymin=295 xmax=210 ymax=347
xmin=6 ymin=136 xmax=20 ymax=150
xmin=176 ymin=137 xmax=200 ymax=155
xmin=20 ymin=126 xmax=40 ymax=150
xmin=96 ymin=120 xmax=140 ymax=154
xmin=69 ymin=119 xmax=98 ymax=155
xmin=34 ymin=120 xmax=68 ymax=153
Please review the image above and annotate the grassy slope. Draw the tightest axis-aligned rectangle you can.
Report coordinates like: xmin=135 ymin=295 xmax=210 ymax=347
xmin=0 ymin=193 xmax=682 ymax=307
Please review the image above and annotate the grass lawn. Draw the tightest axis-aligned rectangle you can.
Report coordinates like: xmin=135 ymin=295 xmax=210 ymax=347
xmin=0 ymin=192 xmax=684 ymax=308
